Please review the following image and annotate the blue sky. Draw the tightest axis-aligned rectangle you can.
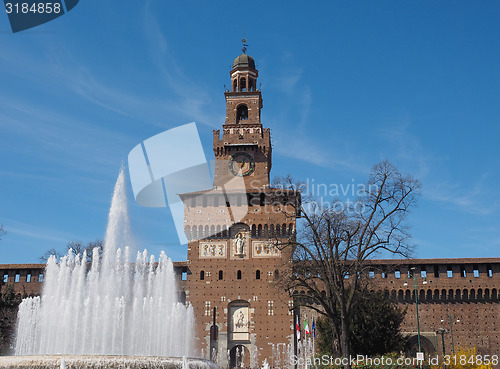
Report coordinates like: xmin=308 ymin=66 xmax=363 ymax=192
xmin=1 ymin=1 xmax=499 ymax=264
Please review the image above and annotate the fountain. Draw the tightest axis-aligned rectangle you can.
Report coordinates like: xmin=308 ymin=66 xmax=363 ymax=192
xmin=3 ymin=168 xmax=216 ymax=369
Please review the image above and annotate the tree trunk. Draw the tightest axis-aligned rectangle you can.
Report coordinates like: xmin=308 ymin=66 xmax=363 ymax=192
xmin=340 ymin=305 xmax=351 ymax=369
xmin=330 ymin=319 xmax=339 ymax=357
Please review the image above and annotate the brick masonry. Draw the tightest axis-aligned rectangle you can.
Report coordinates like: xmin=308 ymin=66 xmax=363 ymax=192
xmin=1 ymin=51 xmax=499 ymax=366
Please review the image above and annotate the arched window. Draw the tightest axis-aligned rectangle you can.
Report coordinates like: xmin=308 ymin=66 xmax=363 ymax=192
xmin=249 ymin=78 xmax=255 ymax=91
xmin=236 ymin=104 xmax=248 ymax=122
xmin=240 ymin=77 xmax=246 ymax=91
xmin=233 ymin=79 xmax=238 ymax=92
xmin=179 ymin=291 xmax=187 ymax=305
xmin=256 ymin=270 xmax=261 ymax=280
xmin=200 ymin=271 xmax=205 ymax=280
xmin=237 ymin=270 xmax=242 ymax=280
xmin=405 ymin=290 xmax=411 ymax=302
xmin=219 ymin=270 xmax=223 ymax=280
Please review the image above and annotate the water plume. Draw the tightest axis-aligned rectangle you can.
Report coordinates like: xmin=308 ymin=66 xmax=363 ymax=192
xmin=15 ymin=167 xmax=194 ymax=357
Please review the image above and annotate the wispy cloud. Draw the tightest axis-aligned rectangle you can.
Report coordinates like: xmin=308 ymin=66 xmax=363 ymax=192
xmin=376 ymin=121 xmax=433 ymax=179
xmin=375 ymin=121 xmax=500 ymax=216
xmin=141 ymin=3 xmax=222 ymax=128
xmin=425 ymin=177 xmax=500 ymax=216
xmin=0 ymin=219 xmax=82 ymax=244
xmin=274 ymin=68 xmax=303 ymax=93
xmin=0 ymin=96 xmax=133 ymax=176
xmin=274 ymin=133 xmax=368 ymax=173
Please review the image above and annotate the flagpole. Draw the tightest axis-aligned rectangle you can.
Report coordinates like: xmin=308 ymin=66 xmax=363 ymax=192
xmin=312 ymin=316 xmax=315 ymax=358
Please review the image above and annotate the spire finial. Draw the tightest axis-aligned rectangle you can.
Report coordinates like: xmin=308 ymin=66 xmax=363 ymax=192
xmin=242 ymin=28 xmax=248 ymax=54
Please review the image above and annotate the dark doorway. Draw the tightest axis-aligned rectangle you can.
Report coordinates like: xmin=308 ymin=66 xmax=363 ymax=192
xmin=229 ymin=345 xmax=250 ymax=369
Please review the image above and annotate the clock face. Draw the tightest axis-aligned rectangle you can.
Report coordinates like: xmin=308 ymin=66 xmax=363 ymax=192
xmin=229 ymin=152 xmax=255 ymax=176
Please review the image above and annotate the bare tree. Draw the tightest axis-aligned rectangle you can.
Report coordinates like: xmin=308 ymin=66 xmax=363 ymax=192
xmin=277 ymin=160 xmax=421 ymax=368
xmin=65 ymin=240 xmax=103 ymax=263
xmin=39 ymin=239 xmax=103 ymax=263
xmin=39 ymin=248 xmax=64 ymax=263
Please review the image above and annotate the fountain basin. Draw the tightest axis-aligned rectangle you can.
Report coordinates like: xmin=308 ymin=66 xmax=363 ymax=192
xmin=0 ymin=355 xmax=219 ymax=369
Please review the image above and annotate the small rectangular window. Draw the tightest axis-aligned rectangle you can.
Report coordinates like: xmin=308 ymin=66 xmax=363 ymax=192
xmin=487 ymin=265 xmax=493 ymax=278
xmin=181 ymin=272 xmax=187 ymax=281
xmin=368 ymin=270 xmax=375 ymax=279
xmin=381 ymin=271 xmax=387 ymax=279
xmin=408 ymin=268 xmax=414 ymax=278
xmin=395 ymin=270 xmax=401 ymax=279
xmin=447 ymin=265 xmax=453 ymax=278
xmin=434 ymin=265 xmax=440 ymax=278
xmin=421 ymin=270 xmax=427 ymax=278
xmin=473 ymin=265 xmax=479 ymax=278
xmin=2 ymin=274 xmax=8 ymax=283
xmin=460 ymin=265 xmax=466 ymax=278
xmin=344 ymin=272 xmax=349 ymax=279
xmin=27 ymin=273 xmax=32 ymax=283
xmin=15 ymin=273 xmax=20 ymax=283
xmin=38 ymin=273 xmax=44 ymax=282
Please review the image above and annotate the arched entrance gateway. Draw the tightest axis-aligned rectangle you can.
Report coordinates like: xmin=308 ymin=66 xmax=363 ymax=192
xmin=228 ymin=301 xmax=251 ymax=368
xmin=229 ymin=345 xmax=250 ymax=369
xmin=406 ymin=334 xmax=437 ymax=357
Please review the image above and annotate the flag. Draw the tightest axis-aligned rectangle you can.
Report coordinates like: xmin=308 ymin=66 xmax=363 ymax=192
xmin=304 ymin=318 xmax=311 ymax=334
xmin=296 ymin=315 xmax=301 ymax=341
xmin=312 ymin=317 xmax=316 ymax=338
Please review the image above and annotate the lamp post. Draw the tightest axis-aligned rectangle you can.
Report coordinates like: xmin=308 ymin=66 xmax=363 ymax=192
xmin=404 ymin=267 xmax=427 ymax=368
xmin=441 ymin=315 xmax=460 ymax=355
xmin=436 ymin=328 xmax=448 ymax=357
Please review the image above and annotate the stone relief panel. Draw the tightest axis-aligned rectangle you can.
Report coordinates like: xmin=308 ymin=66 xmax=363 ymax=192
xmin=230 ymin=305 xmax=250 ymax=341
xmin=199 ymin=241 xmax=227 ymax=258
xmin=252 ymin=241 xmax=280 ymax=258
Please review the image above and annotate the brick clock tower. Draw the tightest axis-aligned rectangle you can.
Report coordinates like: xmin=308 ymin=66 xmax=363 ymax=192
xmin=181 ymin=46 xmax=299 ymax=368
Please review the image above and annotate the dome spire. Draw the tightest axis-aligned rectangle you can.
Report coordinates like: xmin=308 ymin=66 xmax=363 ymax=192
xmin=241 ymin=28 xmax=248 ymax=54
xmin=242 ymin=38 xmax=248 ymax=54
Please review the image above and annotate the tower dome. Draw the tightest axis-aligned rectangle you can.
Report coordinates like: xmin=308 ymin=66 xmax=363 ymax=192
xmin=232 ymin=54 xmax=255 ymax=70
